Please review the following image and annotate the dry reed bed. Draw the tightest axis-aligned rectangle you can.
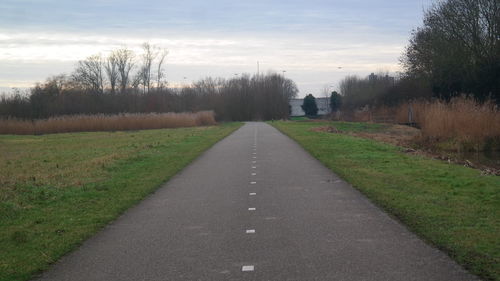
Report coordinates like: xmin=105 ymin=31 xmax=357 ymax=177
xmin=0 ymin=111 xmax=216 ymax=135
xmin=345 ymin=97 xmax=500 ymax=150
xmin=400 ymin=98 xmax=500 ymax=145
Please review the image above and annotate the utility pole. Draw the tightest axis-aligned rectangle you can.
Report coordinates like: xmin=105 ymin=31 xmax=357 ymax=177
xmin=282 ymin=70 xmax=287 ymax=97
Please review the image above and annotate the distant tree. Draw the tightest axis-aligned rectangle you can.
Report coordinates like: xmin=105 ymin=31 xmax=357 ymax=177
xmin=114 ymin=48 xmax=135 ymax=93
xmin=339 ymin=72 xmax=397 ymax=109
xmin=330 ymin=91 xmax=342 ymax=112
xmin=138 ymin=43 xmax=158 ymax=93
xmin=156 ymin=49 xmax=169 ymax=89
xmin=301 ymin=94 xmax=318 ymax=116
xmin=0 ymin=41 xmax=299 ymax=122
xmin=72 ymin=54 xmax=105 ymax=93
xmin=105 ymin=53 xmax=119 ymax=93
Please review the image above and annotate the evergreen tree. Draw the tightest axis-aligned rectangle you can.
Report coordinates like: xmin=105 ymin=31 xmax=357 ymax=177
xmin=330 ymin=91 xmax=342 ymax=112
xmin=301 ymin=94 xmax=318 ymax=116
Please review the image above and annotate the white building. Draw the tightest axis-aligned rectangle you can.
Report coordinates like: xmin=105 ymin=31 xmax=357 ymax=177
xmin=289 ymin=97 xmax=331 ymax=116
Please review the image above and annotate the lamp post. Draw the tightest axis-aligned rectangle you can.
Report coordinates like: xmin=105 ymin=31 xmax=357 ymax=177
xmin=281 ymin=70 xmax=287 ymax=98
xmin=281 ymin=70 xmax=287 ymax=116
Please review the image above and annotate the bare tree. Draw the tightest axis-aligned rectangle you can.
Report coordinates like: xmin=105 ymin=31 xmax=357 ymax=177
xmin=138 ymin=43 xmax=158 ymax=93
xmin=73 ymin=54 xmax=104 ymax=93
xmin=114 ymin=48 xmax=135 ymax=93
xmin=105 ymin=53 xmax=119 ymax=93
xmin=156 ymin=48 xmax=169 ymax=89
xmin=46 ymin=74 xmax=68 ymax=95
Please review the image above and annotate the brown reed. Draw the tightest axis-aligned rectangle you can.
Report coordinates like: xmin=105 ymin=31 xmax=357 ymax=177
xmin=379 ymin=97 xmax=499 ymax=150
xmin=0 ymin=111 xmax=217 ymax=135
xmin=413 ymin=97 xmax=500 ymax=149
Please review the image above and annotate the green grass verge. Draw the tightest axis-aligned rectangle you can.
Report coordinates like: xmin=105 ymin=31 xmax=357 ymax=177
xmin=271 ymin=120 xmax=499 ymax=281
xmin=289 ymin=116 xmax=310 ymax=121
xmin=0 ymin=123 xmax=242 ymax=281
xmin=326 ymin=121 xmax=389 ymax=133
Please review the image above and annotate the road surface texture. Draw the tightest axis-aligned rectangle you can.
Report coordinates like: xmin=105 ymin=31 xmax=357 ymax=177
xmin=36 ymin=122 xmax=477 ymax=281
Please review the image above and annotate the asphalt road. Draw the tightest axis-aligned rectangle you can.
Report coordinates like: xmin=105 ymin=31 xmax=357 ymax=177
xmin=35 ymin=122 xmax=477 ymax=281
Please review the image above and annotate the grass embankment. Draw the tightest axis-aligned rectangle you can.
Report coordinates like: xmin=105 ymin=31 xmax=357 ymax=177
xmin=0 ymin=123 xmax=242 ymax=281
xmin=272 ymin=120 xmax=499 ymax=281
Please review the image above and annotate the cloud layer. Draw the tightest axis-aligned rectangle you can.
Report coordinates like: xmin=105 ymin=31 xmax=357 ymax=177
xmin=0 ymin=0 xmax=432 ymax=95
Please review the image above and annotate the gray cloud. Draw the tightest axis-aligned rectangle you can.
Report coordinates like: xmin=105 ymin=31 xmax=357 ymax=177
xmin=0 ymin=0 xmax=432 ymax=96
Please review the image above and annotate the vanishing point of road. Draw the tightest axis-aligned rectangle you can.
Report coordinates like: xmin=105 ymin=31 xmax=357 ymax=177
xmin=36 ymin=122 xmax=477 ymax=281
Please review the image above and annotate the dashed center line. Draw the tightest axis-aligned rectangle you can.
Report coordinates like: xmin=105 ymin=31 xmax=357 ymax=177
xmin=245 ymin=128 xmax=258 ymax=273
xmin=242 ymin=265 xmax=254 ymax=272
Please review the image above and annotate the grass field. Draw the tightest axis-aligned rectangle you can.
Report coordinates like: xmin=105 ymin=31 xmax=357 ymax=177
xmin=289 ymin=116 xmax=310 ymax=121
xmin=0 ymin=123 xmax=242 ymax=281
xmin=271 ymin=120 xmax=500 ymax=281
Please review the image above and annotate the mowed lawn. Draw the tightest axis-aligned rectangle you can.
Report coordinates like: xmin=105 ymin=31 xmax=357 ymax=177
xmin=0 ymin=123 xmax=242 ymax=281
xmin=272 ymin=121 xmax=500 ymax=281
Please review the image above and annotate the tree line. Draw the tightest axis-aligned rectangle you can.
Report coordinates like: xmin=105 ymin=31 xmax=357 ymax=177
xmin=339 ymin=0 xmax=499 ymax=109
xmin=0 ymin=44 xmax=298 ymax=121
xmin=71 ymin=43 xmax=168 ymax=94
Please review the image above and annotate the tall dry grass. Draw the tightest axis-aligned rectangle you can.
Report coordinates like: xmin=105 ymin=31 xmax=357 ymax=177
xmin=0 ymin=111 xmax=216 ymax=135
xmin=411 ymin=98 xmax=500 ymax=150
xmin=367 ymin=97 xmax=500 ymax=151
xmin=340 ymin=96 xmax=500 ymax=150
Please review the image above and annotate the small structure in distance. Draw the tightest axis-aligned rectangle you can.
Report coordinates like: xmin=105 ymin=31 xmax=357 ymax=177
xmin=289 ymin=97 xmax=331 ymax=117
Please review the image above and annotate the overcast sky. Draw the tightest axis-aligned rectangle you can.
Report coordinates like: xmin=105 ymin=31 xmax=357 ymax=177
xmin=0 ymin=0 xmax=433 ymax=97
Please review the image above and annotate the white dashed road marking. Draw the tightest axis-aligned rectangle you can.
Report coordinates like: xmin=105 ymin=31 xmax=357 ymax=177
xmin=241 ymin=129 xmax=258 ymax=272
xmin=242 ymin=265 xmax=254 ymax=272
